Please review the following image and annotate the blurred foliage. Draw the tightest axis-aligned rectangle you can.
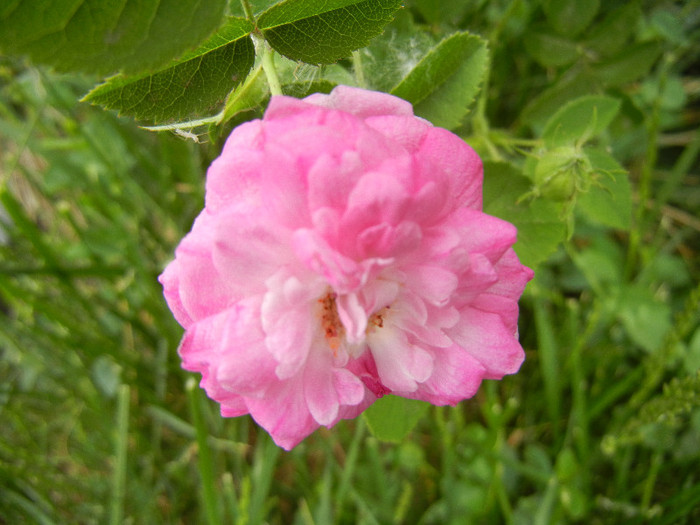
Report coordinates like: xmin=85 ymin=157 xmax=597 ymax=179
xmin=1 ymin=0 xmax=699 ymax=523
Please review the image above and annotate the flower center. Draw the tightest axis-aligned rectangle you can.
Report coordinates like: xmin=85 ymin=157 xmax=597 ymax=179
xmin=318 ymin=292 xmax=343 ymax=352
xmin=368 ymin=306 xmax=390 ymax=330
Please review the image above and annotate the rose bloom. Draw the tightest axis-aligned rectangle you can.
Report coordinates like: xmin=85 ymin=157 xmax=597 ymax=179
xmin=160 ymin=86 xmax=533 ymax=450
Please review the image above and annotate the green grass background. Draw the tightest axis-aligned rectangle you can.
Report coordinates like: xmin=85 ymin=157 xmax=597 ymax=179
xmin=1 ymin=1 xmax=700 ymax=523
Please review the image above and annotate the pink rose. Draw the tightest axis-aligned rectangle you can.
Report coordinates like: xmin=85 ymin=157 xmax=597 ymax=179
xmin=159 ymin=86 xmax=533 ymax=449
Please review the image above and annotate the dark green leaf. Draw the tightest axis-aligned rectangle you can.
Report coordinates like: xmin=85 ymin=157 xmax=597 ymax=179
xmin=593 ymin=42 xmax=663 ymax=87
xmin=414 ymin=0 xmax=472 ymax=27
xmin=584 ymin=2 xmax=641 ymax=58
xmin=0 ymin=0 xmax=228 ymax=76
xmin=83 ymin=18 xmax=254 ymax=124
xmin=391 ymin=32 xmax=488 ymax=129
xmin=520 ymin=70 xmax=602 ymax=133
xmin=650 ymin=9 xmax=687 ymax=46
xmin=543 ymin=0 xmax=599 ymax=37
xmin=482 ymin=162 xmax=566 ymax=269
xmin=524 ymin=28 xmax=580 ymax=68
xmin=363 ymin=396 xmax=429 ymax=442
xmin=542 ymin=95 xmax=621 ymax=147
xmin=258 ymin=0 xmax=403 ymax=64
xmin=570 ymin=233 xmax=625 ymax=291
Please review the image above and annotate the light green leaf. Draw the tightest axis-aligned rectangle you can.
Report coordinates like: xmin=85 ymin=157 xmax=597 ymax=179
xmin=360 ymin=9 xmax=436 ymax=93
xmin=482 ymin=162 xmax=566 ymax=269
xmin=221 ymin=69 xmax=337 ymax=126
xmin=543 ymin=0 xmax=599 ymax=37
xmin=91 ymin=356 xmax=122 ymax=399
xmin=363 ymin=396 xmax=429 ymax=442
xmin=391 ymin=32 xmax=488 ymax=129
xmin=616 ymin=284 xmax=672 ymax=353
xmin=542 ymin=95 xmax=621 ymax=147
xmin=576 ymin=148 xmax=631 ymax=230
xmin=221 ymin=65 xmax=269 ymax=124
xmin=0 ymin=0 xmax=228 ymax=76
xmin=83 ymin=18 xmax=254 ymax=124
xmin=258 ymin=0 xmax=403 ymax=64
xmin=282 ymin=79 xmax=337 ymax=98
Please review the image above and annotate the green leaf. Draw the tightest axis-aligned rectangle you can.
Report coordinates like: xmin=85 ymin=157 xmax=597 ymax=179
xmin=482 ymin=162 xmax=566 ymax=269
xmin=221 ymin=65 xmax=269 ymax=124
xmin=584 ymin=2 xmax=641 ymax=58
xmin=359 ymin=9 xmax=436 ymax=93
xmin=542 ymin=95 xmax=621 ymax=147
xmin=221 ymin=64 xmax=338 ymax=125
xmin=520 ymin=70 xmax=601 ymax=133
xmin=576 ymin=148 xmax=631 ymax=230
xmin=593 ymin=42 xmax=663 ymax=88
xmin=363 ymin=396 xmax=429 ymax=442
xmin=282 ymin=79 xmax=337 ymax=98
xmin=524 ymin=27 xmax=580 ymax=68
xmin=91 ymin=355 xmax=122 ymax=399
xmin=570 ymin=233 xmax=624 ymax=291
xmin=83 ymin=18 xmax=254 ymax=124
xmin=414 ymin=0 xmax=472 ymax=27
xmin=0 ymin=0 xmax=228 ymax=76
xmin=391 ymin=32 xmax=488 ymax=129
xmin=543 ymin=0 xmax=599 ymax=37
xmin=616 ymin=284 xmax=672 ymax=353
xmin=258 ymin=0 xmax=403 ymax=64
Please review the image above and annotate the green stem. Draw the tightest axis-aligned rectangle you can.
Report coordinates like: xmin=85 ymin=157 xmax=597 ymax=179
xmin=472 ymin=54 xmax=502 ymax=161
xmin=625 ymin=53 xmax=671 ymax=278
xmin=240 ymin=0 xmax=254 ymax=22
xmin=641 ymin=452 xmax=663 ymax=512
xmin=335 ymin=419 xmax=366 ymax=513
xmin=352 ymin=50 xmax=367 ymax=88
xmin=533 ymin=296 xmax=562 ymax=437
xmin=260 ymin=39 xmax=283 ymax=96
xmin=187 ymin=379 xmax=220 ymax=525
xmin=109 ymin=385 xmax=130 ymax=525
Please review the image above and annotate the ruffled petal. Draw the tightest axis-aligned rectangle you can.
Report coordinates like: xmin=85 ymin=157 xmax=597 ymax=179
xmin=446 ymin=306 xmax=526 ymax=378
xmin=368 ymin=326 xmax=434 ymax=392
xmin=403 ymin=345 xmax=487 ymax=405
xmin=304 ymin=85 xmax=415 ymax=118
